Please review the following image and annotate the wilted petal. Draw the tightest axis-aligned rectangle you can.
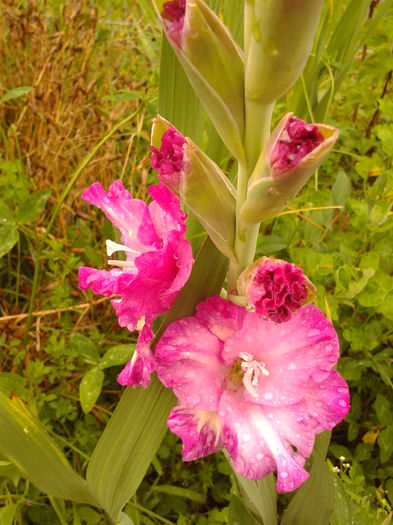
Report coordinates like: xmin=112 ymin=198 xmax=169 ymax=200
xmin=270 ymin=117 xmax=324 ymax=174
xmin=78 ymin=266 xmax=124 ymax=296
xmin=118 ymin=324 xmax=155 ymax=387
xmin=168 ymin=406 xmax=222 ymax=460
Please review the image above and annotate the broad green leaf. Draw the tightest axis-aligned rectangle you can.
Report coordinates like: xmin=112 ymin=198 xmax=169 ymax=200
xmin=70 ymin=333 xmax=100 ymax=364
xmin=16 ymin=189 xmax=51 ymax=224
xmin=0 ymin=372 xmax=27 ymax=398
xmin=229 ymin=494 xmax=260 ymax=525
xmin=99 ymin=344 xmax=135 ymax=370
xmin=0 ymin=201 xmax=18 ymax=258
xmin=280 ymin=433 xmax=334 ymax=525
xmin=86 ymin=376 xmax=174 ymax=521
xmin=0 ymin=86 xmax=32 ymax=104
xmin=331 ymin=171 xmax=351 ymax=207
xmin=151 ymin=484 xmax=205 ymax=503
xmin=374 ymin=395 xmax=393 ymax=427
xmin=0 ymin=391 xmax=96 ymax=505
xmin=79 ymin=367 xmax=105 ymax=414
xmin=378 ymin=426 xmax=393 ymax=463
xmin=258 ymin=234 xmax=288 ymax=255
xmin=236 ymin=473 xmax=277 ymax=525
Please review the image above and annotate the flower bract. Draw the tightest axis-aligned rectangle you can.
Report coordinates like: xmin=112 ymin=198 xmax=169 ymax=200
xmin=155 ymin=296 xmax=350 ymax=492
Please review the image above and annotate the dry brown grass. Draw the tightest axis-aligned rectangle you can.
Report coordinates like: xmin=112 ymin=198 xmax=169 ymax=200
xmin=0 ymin=0 xmax=159 ymax=349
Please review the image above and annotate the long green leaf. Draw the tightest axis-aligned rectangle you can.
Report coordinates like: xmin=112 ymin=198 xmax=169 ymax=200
xmin=87 ymin=238 xmax=228 ymax=522
xmin=280 ymin=433 xmax=334 ymax=525
xmin=86 ymin=376 xmax=174 ymax=521
xmin=237 ymin=474 xmax=278 ymax=525
xmin=0 ymin=392 xmax=96 ymax=505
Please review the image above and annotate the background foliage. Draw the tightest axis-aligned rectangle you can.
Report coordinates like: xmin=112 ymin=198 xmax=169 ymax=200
xmin=0 ymin=0 xmax=392 ymax=523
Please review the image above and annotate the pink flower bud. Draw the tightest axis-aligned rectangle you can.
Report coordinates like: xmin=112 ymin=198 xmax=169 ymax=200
xmin=151 ymin=128 xmax=186 ymax=191
xmin=270 ymin=117 xmax=324 ymax=174
xmin=237 ymin=257 xmax=316 ymax=323
xmin=161 ymin=0 xmax=186 ymax=47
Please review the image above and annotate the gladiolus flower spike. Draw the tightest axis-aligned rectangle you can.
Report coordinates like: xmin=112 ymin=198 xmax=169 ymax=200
xmin=78 ymin=180 xmax=193 ymax=387
xmin=155 ymin=297 xmax=350 ymax=492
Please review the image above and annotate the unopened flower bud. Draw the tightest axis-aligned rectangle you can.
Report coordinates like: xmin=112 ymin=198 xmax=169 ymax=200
xmin=151 ymin=116 xmax=236 ymax=260
xmin=240 ymin=114 xmax=338 ymax=223
xmin=237 ymin=257 xmax=316 ymax=323
xmin=153 ymin=0 xmax=245 ymax=162
xmin=161 ymin=0 xmax=186 ymax=47
xmin=245 ymin=0 xmax=324 ymax=104
xmin=151 ymin=127 xmax=186 ymax=191
xmin=270 ymin=117 xmax=324 ymax=173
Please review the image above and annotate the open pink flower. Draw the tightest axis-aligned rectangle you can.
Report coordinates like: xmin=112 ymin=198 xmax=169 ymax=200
xmin=151 ymin=128 xmax=186 ymax=191
xmin=161 ymin=0 xmax=186 ymax=47
xmin=237 ymin=257 xmax=316 ymax=323
xmin=78 ymin=180 xmax=193 ymax=385
xmin=270 ymin=116 xmax=324 ymax=173
xmin=155 ymin=297 xmax=349 ymax=492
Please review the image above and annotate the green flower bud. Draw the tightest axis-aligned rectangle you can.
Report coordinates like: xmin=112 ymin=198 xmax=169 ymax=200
xmin=245 ymin=0 xmax=324 ymax=104
xmin=153 ymin=0 xmax=245 ymax=162
xmin=240 ymin=114 xmax=339 ymax=223
xmin=151 ymin=115 xmax=236 ymax=260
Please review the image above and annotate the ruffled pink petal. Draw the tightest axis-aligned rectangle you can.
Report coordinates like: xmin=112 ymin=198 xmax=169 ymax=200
xmin=148 ymin=183 xmax=188 ymax=238
xmin=223 ymin=305 xmax=339 ymax=406
xmin=219 ymin=391 xmax=309 ymax=492
xmin=78 ymin=266 xmax=124 ymax=296
xmin=305 ymin=370 xmax=350 ymax=431
xmin=195 ymin=296 xmax=246 ymax=343
xmin=155 ymin=316 xmax=227 ymax=411
xmin=270 ymin=116 xmax=324 ymax=173
xmin=117 ymin=325 xmax=155 ymax=387
xmin=167 ymin=406 xmax=222 ymax=461
xmin=151 ymin=129 xmax=186 ymax=191
xmin=82 ymin=181 xmax=159 ymax=252
xmin=111 ymin=235 xmax=192 ymax=330
xmin=161 ymin=0 xmax=186 ymax=47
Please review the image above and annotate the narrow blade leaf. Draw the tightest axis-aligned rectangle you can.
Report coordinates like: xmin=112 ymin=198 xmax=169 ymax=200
xmin=0 ymin=392 xmax=95 ymax=505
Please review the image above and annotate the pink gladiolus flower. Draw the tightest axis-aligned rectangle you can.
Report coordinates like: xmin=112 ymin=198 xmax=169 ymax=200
xmin=161 ymin=0 xmax=186 ymax=47
xmin=78 ymin=180 xmax=193 ymax=386
xmin=270 ymin=116 xmax=324 ymax=173
xmin=151 ymin=128 xmax=186 ymax=191
xmin=237 ymin=257 xmax=315 ymax=323
xmin=155 ymin=297 xmax=350 ymax=492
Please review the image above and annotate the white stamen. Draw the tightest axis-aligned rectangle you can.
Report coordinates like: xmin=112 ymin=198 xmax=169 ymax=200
xmin=240 ymin=352 xmax=269 ymax=398
xmin=107 ymin=260 xmax=136 ymax=269
xmin=106 ymin=239 xmax=140 ymax=257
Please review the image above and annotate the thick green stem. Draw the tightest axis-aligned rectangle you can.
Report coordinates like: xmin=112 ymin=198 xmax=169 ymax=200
xmin=227 ymin=103 xmax=274 ymax=293
xmin=244 ymin=100 xmax=274 ymax=174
